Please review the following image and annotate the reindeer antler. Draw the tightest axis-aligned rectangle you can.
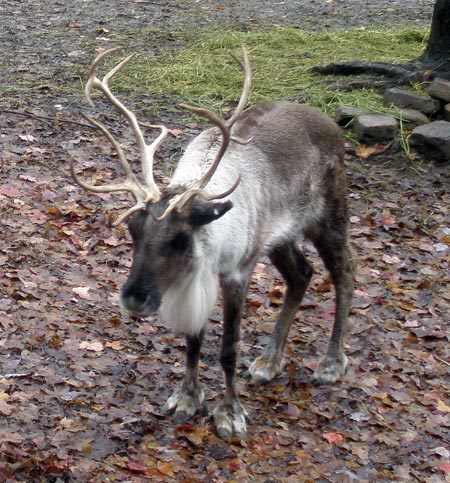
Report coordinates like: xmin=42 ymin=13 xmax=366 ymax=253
xmin=70 ymin=47 xmax=166 ymax=226
xmin=155 ymin=45 xmax=251 ymax=221
xmin=72 ymin=46 xmax=251 ymax=225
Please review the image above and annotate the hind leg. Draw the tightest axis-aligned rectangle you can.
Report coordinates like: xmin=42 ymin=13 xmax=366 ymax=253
xmin=311 ymin=224 xmax=355 ymax=384
xmin=248 ymin=241 xmax=313 ymax=384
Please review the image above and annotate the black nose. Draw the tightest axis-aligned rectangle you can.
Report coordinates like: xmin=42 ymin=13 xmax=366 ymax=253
xmin=120 ymin=284 xmax=160 ymax=316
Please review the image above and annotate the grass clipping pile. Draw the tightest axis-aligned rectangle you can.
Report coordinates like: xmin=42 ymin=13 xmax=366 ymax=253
xmin=113 ymin=27 xmax=428 ymax=117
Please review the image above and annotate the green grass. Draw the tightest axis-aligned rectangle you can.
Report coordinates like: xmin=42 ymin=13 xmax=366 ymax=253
xmin=105 ymin=26 xmax=429 ymax=118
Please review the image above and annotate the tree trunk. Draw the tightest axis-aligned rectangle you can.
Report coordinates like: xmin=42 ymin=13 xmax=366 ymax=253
xmin=421 ymin=0 xmax=450 ymax=67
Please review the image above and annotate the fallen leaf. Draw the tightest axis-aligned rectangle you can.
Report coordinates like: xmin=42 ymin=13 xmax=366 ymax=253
xmin=436 ymin=399 xmax=450 ymax=413
xmin=168 ymin=128 xmax=184 ymax=137
xmin=323 ymin=432 xmax=344 ymax=444
xmin=41 ymin=188 xmax=57 ymax=201
xmin=382 ymin=254 xmax=401 ymax=264
xmin=79 ymin=341 xmax=104 ymax=352
xmin=357 ymin=144 xmax=385 ymax=158
xmin=432 ymin=447 xmax=450 ymax=458
xmin=127 ymin=461 xmax=147 ymax=473
xmin=434 ymin=243 xmax=448 ymax=252
xmin=0 ymin=186 xmax=23 ymax=198
xmin=72 ymin=286 xmax=91 ymax=299
xmin=19 ymin=133 xmax=36 ymax=142
xmin=0 ymin=399 xmax=13 ymax=416
xmin=156 ymin=461 xmax=174 ymax=477
xmin=283 ymin=402 xmax=300 ymax=418
xmin=106 ymin=340 xmax=123 ymax=350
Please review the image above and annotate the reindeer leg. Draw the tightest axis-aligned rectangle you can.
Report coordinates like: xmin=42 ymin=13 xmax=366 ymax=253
xmin=312 ymin=224 xmax=355 ymax=384
xmin=162 ymin=331 xmax=208 ymax=420
xmin=248 ymin=242 xmax=313 ymax=384
xmin=213 ymin=277 xmax=248 ymax=441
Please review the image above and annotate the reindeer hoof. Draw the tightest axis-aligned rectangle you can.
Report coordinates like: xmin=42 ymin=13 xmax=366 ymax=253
xmin=213 ymin=400 xmax=248 ymax=441
xmin=313 ymin=353 xmax=348 ymax=385
xmin=247 ymin=353 xmax=285 ymax=384
xmin=161 ymin=388 xmax=207 ymax=421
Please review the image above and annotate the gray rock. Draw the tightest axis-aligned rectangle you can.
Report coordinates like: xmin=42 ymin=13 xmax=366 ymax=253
xmin=409 ymin=121 xmax=450 ymax=162
xmin=444 ymin=104 xmax=450 ymax=122
xmin=393 ymin=108 xmax=429 ymax=126
xmin=353 ymin=114 xmax=398 ymax=145
xmin=383 ymin=87 xmax=441 ymax=115
xmin=335 ymin=105 xmax=365 ymax=126
xmin=428 ymin=77 xmax=450 ymax=103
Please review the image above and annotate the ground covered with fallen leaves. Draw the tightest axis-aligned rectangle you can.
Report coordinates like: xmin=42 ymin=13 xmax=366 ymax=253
xmin=1 ymin=1 xmax=449 ymax=482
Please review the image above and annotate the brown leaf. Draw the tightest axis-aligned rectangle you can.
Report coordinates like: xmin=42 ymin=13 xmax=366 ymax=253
xmin=357 ymin=144 xmax=385 ymax=158
xmin=106 ymin=340 xmax=123 ymax=350
xmin=282 ymin=402 xmax=300 ymax=418
xmin=156 ymin=461 xmax=175 ymax=477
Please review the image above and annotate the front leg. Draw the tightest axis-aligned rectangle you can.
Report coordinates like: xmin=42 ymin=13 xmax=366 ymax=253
xmin=213 ymin=276 xmax=248 ymax=441
xmin=162 ymin=333 xmax=207 ymax=420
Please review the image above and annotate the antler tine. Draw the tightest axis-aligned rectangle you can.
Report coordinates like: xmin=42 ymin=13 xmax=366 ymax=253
xmin=85 ymin=48 xmax=162 ymax=201
xmin=70 ymin=151 xmax=147 ymax=227
xmin=179 ymin=104 xmax=231 ymax=191
xmin=70 ymin=113 xmax=151 ymax=226
xmin=226 ymin=45 xmax=251 ymax=127
xmin=177 ymin=45 xmax=250 ymax=192
xmin=77 ymin=113 xmax=148 ymax=197
xmin=71 ymin=152 xmax=147 ymax=228
xmin=138 ymin=122 xmax=169 ymax=189
xmin=85 ymin=47 xmax=121 ymax=106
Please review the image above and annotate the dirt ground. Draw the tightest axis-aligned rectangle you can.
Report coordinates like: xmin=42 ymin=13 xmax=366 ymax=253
xmin=1 ymin=1 xmax=450 ymax=483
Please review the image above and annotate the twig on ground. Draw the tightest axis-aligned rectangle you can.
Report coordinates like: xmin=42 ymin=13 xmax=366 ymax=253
xmin=1 ymin=109 xmax=96 ymax=130
xmin=0 ymin=373 xmax=34 ymax=379
xmin=434 ymin=354 xmax=450 ymax=367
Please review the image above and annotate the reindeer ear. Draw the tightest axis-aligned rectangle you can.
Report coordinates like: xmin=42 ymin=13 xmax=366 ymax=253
xmin=189 ymin=200 xmax=233 ymax=227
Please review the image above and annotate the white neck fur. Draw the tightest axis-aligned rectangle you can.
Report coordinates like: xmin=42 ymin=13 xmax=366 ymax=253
xmin=159 ymin=254 xmax=219 ymax=336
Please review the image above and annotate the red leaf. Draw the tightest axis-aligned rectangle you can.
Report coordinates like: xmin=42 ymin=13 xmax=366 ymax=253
xmin=0 ymin=186 xmax=22 ymax=198
xmin=323 ymin=432 xmax=344 ymax=444
xmin=127 ymin=461 xmax=147 ymax=473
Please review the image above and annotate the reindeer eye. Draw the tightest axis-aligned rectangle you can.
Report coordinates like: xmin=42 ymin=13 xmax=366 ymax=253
xmin=170 ymin=232 xmax=190 ymax=253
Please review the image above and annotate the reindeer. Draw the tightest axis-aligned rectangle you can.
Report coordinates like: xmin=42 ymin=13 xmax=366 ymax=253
xmin=71 ymin=47 xmax=355 ymax=441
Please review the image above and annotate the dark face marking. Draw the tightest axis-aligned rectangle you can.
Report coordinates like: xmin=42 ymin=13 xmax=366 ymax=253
xmin=119 ymin=188 xmax=233 ymax=318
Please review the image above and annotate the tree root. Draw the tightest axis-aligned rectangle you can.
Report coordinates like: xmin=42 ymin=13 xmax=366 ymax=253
xmin=310 ymin=59 xmax=450 ymax=91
